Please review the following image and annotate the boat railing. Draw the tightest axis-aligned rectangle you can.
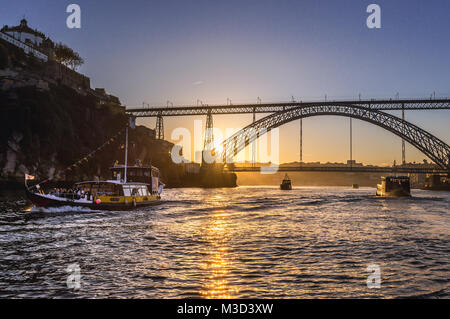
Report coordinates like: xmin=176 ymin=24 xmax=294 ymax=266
xmin=49 ymin=192 xmax=78 ymax=200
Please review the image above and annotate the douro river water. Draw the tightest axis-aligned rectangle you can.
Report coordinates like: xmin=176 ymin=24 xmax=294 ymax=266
xmin=0 ymin=186 xmax=448 ymax=298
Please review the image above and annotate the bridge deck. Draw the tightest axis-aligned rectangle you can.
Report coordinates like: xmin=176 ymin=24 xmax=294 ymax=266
xmin=127 ymin=98 xmax=450 ymax=117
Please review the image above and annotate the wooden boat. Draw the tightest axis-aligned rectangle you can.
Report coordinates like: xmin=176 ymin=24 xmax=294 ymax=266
xmin=25 ymin=179 xmax=161 ymax=210
xmin=376 ymin=176 xmax=411 ymax=197
xmin=280 ymin=174 xmax=292 ymax=190
xmin=25 ymin=123 xmax=164 ymax=210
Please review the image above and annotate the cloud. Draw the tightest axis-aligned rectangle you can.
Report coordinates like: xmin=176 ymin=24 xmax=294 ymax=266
xmin=193 ymin=81 xmax=204 ymax=85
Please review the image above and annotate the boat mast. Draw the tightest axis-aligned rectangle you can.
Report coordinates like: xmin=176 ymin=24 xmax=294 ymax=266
xmin=124 ymin=126 xmax=128 ymax=183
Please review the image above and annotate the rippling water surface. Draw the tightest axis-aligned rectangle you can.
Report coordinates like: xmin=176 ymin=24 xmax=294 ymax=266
xmin=0 ymin=186 xmax=448 ymax=298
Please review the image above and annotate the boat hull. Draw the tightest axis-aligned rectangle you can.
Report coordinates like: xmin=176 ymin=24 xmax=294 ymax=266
xmin=280 ymin=183 xmax=292 ymax=190
xmin=376 ymin=186 xmax=411 ymax=197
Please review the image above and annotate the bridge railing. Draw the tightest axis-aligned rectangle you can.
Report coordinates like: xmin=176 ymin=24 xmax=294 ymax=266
xmin=126 ymin=98 xmax=450 ymax=116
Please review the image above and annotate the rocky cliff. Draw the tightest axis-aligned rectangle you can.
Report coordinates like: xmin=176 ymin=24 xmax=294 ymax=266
xmin=0 ymin=38 xmax=178 ymax=186
xmin=0 ymin=37 xmax=237 ymax=188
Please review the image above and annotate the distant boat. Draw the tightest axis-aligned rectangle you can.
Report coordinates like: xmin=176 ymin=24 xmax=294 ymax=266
xmin=352 ymin=183 xmax=359 ymax=189
xmin=280 ymin=174 xmax=292 ymax=190
xmin=376 ymin=176 xmax=411 ymax=197
xmin=422 ymin=174 xmax=450 ymax=191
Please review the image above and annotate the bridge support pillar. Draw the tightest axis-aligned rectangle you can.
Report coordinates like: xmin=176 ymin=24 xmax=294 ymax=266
xmin=300 ymin=118 xmax=302 ymax=165
xmin=447 ymin=153 xmax=450 ymax=177
xmin=155 ymin=112 xmax=164 ymax=140
xmin=202 ymin=109 xmax=214 ymax=167
xmin=350 ymin=117 xmax=352 ymax=169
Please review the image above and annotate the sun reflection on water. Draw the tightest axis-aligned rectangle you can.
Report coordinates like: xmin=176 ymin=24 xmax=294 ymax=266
xmin=198 ymin=210 xmax=239 ymax=299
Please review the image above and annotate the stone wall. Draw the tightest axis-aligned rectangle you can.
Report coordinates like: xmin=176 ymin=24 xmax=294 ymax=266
xmin=44 ymin=60 xmax=90 ymax=93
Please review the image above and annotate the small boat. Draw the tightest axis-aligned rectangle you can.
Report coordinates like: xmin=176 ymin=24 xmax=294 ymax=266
xmin=280 ymin=174 xmax=292 ymax=190
xmin=422 ymin=174 xmax=450 ymax=191
xmin=352 ymin=184 xmax=359 ymax=189
xmin=376 ymin=176 xmax=411 ymax=197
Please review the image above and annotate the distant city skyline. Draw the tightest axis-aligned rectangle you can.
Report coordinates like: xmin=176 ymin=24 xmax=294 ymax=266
xmin=2 ymin=0 xmax=449 ymax=165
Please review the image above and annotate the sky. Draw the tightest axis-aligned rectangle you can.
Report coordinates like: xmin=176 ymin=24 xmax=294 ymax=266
xmin=2 ymin=0 xmax=450 ymax=165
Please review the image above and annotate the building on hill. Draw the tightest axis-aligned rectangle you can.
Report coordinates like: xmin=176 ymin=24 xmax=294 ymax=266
xmin=1 ymin=19 xmax=90 ymax=94
xmin=1 ymin=19 xmax=46 ymax=47
xmin=0 ymin=18 xmax=125 ymax=108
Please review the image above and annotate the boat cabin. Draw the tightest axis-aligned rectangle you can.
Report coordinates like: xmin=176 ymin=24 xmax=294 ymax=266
xmin=376 ymin=175 xmax=411 ymax=197
xmin=110 ymin=164 xmax=159 ymax=182
xmin=381 ymin=176 xmax=410 ymax=193
xmin=280 ymin=174 xmax=292 ymax=190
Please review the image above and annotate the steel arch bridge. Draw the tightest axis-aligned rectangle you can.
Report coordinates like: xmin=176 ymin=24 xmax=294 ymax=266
xmin=219 ymin=104 xmax=450 ymax=169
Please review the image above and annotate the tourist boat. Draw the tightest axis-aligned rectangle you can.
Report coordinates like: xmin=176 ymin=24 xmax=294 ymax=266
xmin=280 ymin=174 xmax=292 ymax=190
xmin=376 ymin=176 xmax=411 ymax=197
xmin=25 ymin=168 xmax=163 ymax=210
xmin=25 ymin=123 xmax=164 ymax=210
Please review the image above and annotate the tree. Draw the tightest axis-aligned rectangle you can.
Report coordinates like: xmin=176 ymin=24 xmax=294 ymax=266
xmin=53 ymin=42 xmax=84 ymax=71
xmin=68 ymin=51 xmax=84 ymax=71
xmin=53 ymin=43 xmax=71 ymax=64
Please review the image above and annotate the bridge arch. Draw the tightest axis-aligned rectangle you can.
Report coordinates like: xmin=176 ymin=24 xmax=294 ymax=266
xmin=220 ymin=104 xmax=450 ymax=169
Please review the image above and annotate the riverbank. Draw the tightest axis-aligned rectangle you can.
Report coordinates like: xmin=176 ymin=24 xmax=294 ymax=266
xmin=0 ymin=171 xmax=237 ymax=190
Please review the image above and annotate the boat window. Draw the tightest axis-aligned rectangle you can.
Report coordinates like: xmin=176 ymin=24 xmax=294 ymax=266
xmin=139 ymin=186 xmax=149 ymax=196
xmin=123 ymin=187 xmax=131 ymax=197
xmin=122 ymin=185 xmax=150 ymax=196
